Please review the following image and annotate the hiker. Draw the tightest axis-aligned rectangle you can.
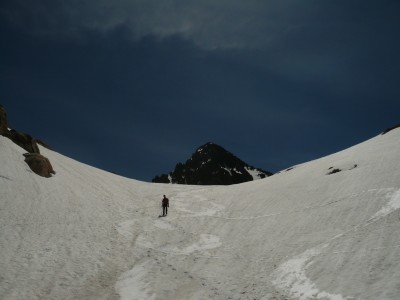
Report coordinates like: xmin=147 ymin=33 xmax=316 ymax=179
xmin=162 ymin=195 xmax=169 ymax=216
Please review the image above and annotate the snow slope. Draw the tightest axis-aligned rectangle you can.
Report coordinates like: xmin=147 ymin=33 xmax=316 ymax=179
xmin=1 ymin=128 xmax=400 ymax=300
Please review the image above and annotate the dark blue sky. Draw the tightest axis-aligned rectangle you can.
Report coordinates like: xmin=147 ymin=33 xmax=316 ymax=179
xmin=1 ymin=1 xmax=399 ymax=181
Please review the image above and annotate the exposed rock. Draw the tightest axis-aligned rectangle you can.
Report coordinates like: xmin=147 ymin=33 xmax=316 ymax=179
xmin=6 ymin=129 xmax=40 ymax=154
xmin=0 ymin=104 xmax=55 ymax=177
xmin=327 ymin=168 xmax=341 ymax=175
xmin=23 ymin=153 xmax=56 ymax=178
xmin=152 ymin=174 xmax=170 ymax=184
xmin=36 ymin=139 xmax=53 ymax=150
xmin=1 ymin=104 xmax=40 ymax=153
xmin=0 ymin=104 xmax=8 ymax=135
xmin=326 ymin=164 xmax=357 ymax=175
xmin=153 ymin=142 xmax=272 ymax=185
xmin=382 ymin=124 xmax=400 ymax=135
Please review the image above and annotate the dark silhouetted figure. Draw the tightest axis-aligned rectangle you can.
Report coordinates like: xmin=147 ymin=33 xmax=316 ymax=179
xmin=162 ymin=195 xmax=169 ymax=216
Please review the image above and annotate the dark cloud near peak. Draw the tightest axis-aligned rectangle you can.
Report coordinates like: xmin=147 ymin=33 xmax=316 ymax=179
xmin=3 ymin=0 xmax=398 ymax=50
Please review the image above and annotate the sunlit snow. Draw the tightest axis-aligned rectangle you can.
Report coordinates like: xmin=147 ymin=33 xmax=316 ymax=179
xmin=1 ymin=128 xmax=400 ymax=299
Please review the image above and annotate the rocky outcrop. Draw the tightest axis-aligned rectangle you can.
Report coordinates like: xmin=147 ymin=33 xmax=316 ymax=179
xmin=0 ymin=104 xmax=55 ymax=177
xmin=382 ymin=124 xmax=400 ymax=135
xmin=0 ymin=105 xmax=8 ymax=135
xmin=23 ymin=153 xmax=56 ymax=178
xmin=153 ymin=142 xmax=272 ymax=185
xmin=6 ymin=130 xmax=40 ymax=154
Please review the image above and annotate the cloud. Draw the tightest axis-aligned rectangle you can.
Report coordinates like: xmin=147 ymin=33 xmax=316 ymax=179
xmin=0 ymin=0 xmax=308 ymax=49
xmin=3 ymin=0 xmax=399 ymax=55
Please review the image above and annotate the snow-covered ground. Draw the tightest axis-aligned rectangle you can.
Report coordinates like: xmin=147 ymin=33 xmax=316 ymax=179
xmin=1 ymin=128 xmax=400 ymax=300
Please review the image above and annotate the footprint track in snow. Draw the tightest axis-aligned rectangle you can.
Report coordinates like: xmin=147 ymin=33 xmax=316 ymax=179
xmin=136 ymin=233 xmax=222 ymax=257
xmin=272 ymin=187 xmax=400 ymax=300
xmin=165 ymin=234 xmax=222 ymax=255
xmin=172 ymin=191 xmax=225 ymax=218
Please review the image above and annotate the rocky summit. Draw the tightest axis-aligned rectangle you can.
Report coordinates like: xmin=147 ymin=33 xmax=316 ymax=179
xmin=152 ymin=142 xmax=272 ymax=185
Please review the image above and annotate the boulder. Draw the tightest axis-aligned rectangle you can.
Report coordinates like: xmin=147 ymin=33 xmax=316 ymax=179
xmin=24 ymin=153 xmax=56 ymax=178
xmin=0 ymin=104 xmax=56 ymax=178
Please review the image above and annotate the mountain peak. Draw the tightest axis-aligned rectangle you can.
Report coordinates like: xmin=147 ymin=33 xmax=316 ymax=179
xmin=153 ymin=143 xmax=272 ymax=185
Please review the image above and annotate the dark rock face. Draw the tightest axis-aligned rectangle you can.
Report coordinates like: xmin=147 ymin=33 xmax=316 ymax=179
xmin=153 ymin=142 xmax=272 ymax=185
xmin=382 ymin=124 xmax=400 ymax=135
xmin=0 ymin=104 xmax=39 ymax=153
xmin=23 ymin=153 xmax=56 ymax=178
xmin=0 ymin=105 xmax=8 ymax=135
xmin=6 ymin=130 xmax=40 ymax=154
xmin=152 ymin=174 xmax=170 ymax=183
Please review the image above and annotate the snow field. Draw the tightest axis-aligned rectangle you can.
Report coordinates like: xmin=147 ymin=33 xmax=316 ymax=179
xmin=1 ymin=128 xmax=400 ymax=299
